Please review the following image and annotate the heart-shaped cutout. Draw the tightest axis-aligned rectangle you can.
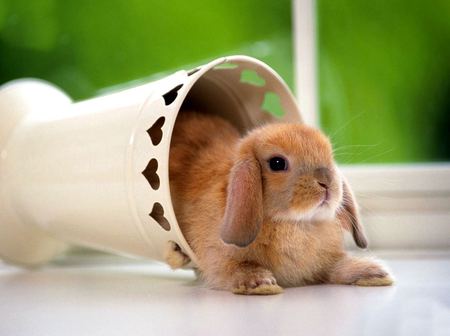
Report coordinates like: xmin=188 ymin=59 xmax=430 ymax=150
xmin=240 ymin=69 xmax=266 ymax=87
xmin=149 ymin=202 xmax=171 ymax=231
xmin=142 ymin=158 xmax=160 ymax=190
xmin=213 ymin=62 xmax=239 ymax=70
xmin=187 ymin=68 xmax=200 ymax=76
xmin=163 ymin=84 xmax=183 ymax=106
xmin=147 ymin=117 xmax=165 ymax=146
xmin=261 ymin=92 xmax=285 ymax=118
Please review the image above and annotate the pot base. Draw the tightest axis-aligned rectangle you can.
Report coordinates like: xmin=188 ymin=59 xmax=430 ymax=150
xmin=0 ymin=80 xmax=71 ymax=266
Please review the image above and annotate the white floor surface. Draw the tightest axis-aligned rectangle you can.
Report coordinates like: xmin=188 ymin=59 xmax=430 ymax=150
xmin=0 ymin=251 xmax=449 ymax=336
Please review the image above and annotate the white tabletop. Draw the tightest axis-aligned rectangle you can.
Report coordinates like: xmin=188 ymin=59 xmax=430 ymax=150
xmin=1 ymin=250 xmax=449 ymax=336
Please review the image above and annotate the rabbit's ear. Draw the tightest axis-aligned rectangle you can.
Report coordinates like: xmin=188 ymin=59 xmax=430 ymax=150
xmin=337 ymin=178 xmax=368 ymax=249
xmin=220 ymin=157 xmax=264 ymax=247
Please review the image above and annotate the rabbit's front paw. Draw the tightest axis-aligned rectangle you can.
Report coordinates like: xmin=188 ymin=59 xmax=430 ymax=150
xmin=231 ymin=264 xmax=283 ymax=295
xmin=164 ymin=241 xmax=191 ymax=269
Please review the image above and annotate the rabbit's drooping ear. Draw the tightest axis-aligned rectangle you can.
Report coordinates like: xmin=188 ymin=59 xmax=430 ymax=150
xmin=220 ymin=158 xmax=264 ymax=247
xmin=337 ymin=178 xmax=368 ymax=249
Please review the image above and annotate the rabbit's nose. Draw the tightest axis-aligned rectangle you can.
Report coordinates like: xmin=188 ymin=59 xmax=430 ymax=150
xmin=314 ymin=167 xmax=331 ymax=188
xmin=318 ymin=181 xmax=328 ymax=189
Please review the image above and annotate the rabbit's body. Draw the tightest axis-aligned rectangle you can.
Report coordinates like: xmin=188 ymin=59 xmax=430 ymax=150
xmin=168 ymin=111 xmax=393 ymax=294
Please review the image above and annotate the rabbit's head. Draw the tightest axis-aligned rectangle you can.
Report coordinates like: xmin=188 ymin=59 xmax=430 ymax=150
xmin=220 ymin=123 xmax=367 ymax=249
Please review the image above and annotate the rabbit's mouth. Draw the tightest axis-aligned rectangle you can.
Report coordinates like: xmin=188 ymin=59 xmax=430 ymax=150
xmin=274 ymin=201 xmax=336 ymax=223
xmin=314 ymin=203 xmax=337 ymax=221
xmin=319 ymin=189 xmax=330 ymax=206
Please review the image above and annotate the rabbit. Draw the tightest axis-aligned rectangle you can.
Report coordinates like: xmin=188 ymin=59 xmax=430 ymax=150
xmin=165 ymin=110 xmax=393 ymax=295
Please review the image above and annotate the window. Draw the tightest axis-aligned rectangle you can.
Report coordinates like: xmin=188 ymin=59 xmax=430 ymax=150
xmin=294 ymin=0 xmax=450 ymax=250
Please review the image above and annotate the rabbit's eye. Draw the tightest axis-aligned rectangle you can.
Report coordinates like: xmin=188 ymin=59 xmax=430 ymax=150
xmin=268 ymin=156 xmax=288 ymax=171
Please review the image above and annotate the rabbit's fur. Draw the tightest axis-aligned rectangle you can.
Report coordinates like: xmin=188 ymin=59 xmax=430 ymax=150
xmin=167 ymin=110 xmax=393 ymax=295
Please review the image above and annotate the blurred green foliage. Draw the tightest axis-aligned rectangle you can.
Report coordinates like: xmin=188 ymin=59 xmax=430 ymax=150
xmin=0 ymin=0 xmax=292 ymax=99
xmin=318 ymin=0 xmax=450 ymax=163
xmin=1 ymin=0 xmax=448 ymax=164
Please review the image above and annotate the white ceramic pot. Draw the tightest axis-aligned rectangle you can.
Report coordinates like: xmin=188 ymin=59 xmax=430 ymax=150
xmin=0 ymin=55 xmax=302 ymax=267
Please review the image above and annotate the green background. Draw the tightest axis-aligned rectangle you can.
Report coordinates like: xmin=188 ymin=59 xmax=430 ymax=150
xmin=318 ymin=0 xmax=450 ymax=163
xmin=0 ymin=0 xmax=449 ymax=163
xmin=0 ymin=0 xmax=292 ymax=98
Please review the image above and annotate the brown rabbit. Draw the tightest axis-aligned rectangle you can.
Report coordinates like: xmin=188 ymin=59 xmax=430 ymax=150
xmin=166 ymin=110 xmax=393 ymax=295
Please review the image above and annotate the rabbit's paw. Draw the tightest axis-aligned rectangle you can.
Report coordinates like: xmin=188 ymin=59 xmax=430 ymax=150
xmin=231 ymin=265 xmax=283 ymax=295
xmin=329 ymin=257 xmax=394 ymax=287
xmin=355 ymin=274 xmax=394 ymax=286
xmin=164 ymin=241 xmax=191 ymax=269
